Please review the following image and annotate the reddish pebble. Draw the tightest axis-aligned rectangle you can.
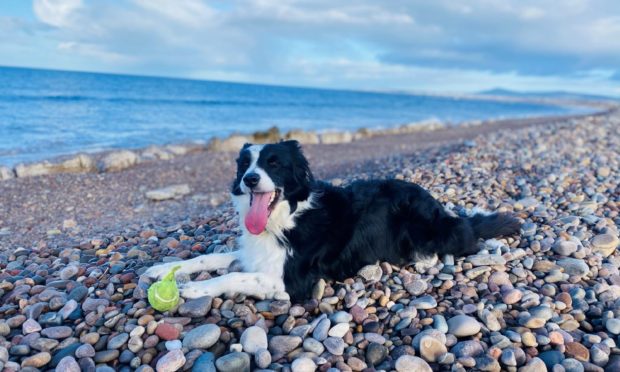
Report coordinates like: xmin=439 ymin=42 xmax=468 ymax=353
xmin=565 ymin=342 xmax=589 ymax=362
xmin=156 ymin=323 xmax=180 ymax=341
xmin=549 ymin=331 xmax=564 ymax=345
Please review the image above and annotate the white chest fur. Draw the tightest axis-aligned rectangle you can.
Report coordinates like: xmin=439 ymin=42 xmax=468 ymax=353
xmin=232 ymin=192 xmax=316 ymax=279
xmin=237 ymin=232 xmax=288 ymax=278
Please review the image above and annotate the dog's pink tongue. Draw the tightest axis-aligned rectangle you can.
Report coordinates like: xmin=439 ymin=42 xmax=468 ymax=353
xmin=245 ymin=192 xmax=271 ymax=235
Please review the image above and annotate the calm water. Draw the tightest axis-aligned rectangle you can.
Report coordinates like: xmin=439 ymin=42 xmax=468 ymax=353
xmin=0 ymin=67 xmax=587 ymax=166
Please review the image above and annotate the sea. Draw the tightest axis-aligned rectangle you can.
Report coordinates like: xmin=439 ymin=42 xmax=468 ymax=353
xmin=0 ymin=66 xmax=590 ymax=167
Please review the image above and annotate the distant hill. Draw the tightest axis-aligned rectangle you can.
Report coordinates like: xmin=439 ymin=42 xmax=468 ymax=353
xmin=480 ymin=88 xmax=618 ymax=102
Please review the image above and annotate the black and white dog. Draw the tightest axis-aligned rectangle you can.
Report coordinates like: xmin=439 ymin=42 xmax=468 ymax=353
xmin=143 ymin=140 xmax=520 ymax=301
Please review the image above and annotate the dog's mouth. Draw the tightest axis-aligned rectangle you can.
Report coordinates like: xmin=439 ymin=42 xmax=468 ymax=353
xmin=245 ymin=189 xmax=281 ymax=235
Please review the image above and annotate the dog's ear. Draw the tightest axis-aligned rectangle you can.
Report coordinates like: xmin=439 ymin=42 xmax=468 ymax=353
xmin=280 ymin=139 xmax=300 ymax=149
xmin=242 ymin=143 xmax=252 ymax=150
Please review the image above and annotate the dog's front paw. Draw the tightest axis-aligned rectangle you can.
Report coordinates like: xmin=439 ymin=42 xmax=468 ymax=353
xmin=179 ymin=282 xmax=212 ymax=299
xmin=141 ymin=263 xmax=177 ymax=281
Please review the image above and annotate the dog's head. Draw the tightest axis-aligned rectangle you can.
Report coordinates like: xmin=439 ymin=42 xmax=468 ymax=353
xmin=231 ymin=140 xmax=314 ymax=235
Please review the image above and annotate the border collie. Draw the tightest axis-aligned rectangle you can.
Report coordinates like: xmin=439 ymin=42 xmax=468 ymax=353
xmin=143 ymin=140 xmax=520 ymax=302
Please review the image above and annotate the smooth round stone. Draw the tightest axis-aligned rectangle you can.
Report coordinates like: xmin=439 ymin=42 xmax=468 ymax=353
xmin=312 ymin=318 xmax=330 ymax=341
xmin=365 ymin=332 xmax=385 ymax=344
xmin=358 ymin=264 xmax=383 ymax=282
xmin=557 ymin=258 xmax=590 ymax=277
xmin=191 ymin=352 xmax=216 ymax=372
xmin=268 ymin=336 xmax=302 ymax=356
xmin=21 ymin=352 xmax=52 ymax=368
xmin=215 ymin=352 xmax=250 ymax=372
xmin=303 ymin=337 xmax=325 ymax=355
xmin=605 ymin=318 xmax=620 ymax=334
xmin=365 ymin=342 xmax=388 ymax=366
xmin=22 ymin=319 xmax=42 ymax=334
xmin=94 ymin=350 xmax=120 ymax=363
xmin=529 ymin=306 xmax=554 ymax=321
xmin=182 ymin=324 xmax=221 ymax=350
xmin=451 ymin=340 xmax=484 ymax=358
xmin=41 ymin=326 xmax=73 ymax=339
xmin=178 ymin=296 xmax=212 ymax=318
xmin=107 ymin=333 xmax=129 ymax=349
xmin=406 ymin=280 xmax=427 ymax=295
xmin=413 ymin=329 xmax=447 ymax=349
xmin=291 ymin=357 xmax=317 ymax=372
xmin=590 ymin=344 xmax=609 ymax=366
xmin=165 ymin=340 xmax=183 ymax=351
xmin=330 ymin=311 xmax=352 ymax=324
xmin=538 ymin=350 xmax=565 ymax=369
xmin=447 ymin=315 xmax=481 ymax=337
xmin=411 ymin=295 xmax=437 ymax=309
xmin=56 ymin=356 xmax=80 ymax=372
xmin=254 ymin=349 xmax=271 ymax=369
xmin=76 ymin=344 xmax=96 ymax=358
xmin=328 ymin=323 xmax=350 ymax=338
xmin=395 ymin=355 xmax=432 ymax=372
xmin=519 ymin=357 xmax=548 ymax=372
xmin=60 ymin=265 xmax=79 ymax=280
xmin=324 ymin=337 xmax=345 ymax=355
xmin=591 ymin=234 xmax=619 ymax=257
xmin=419 ymin=335 xmax=447 ymax=362
xmin=240 ymin=326 xmax=267 ymax=354
xmin=502 ymin=289 xmax=523 ymax=304
xmin=156 ymin=349 xmax=186 ymax=372
xmin=562 ymin=358 xmax=585 ymax=372
xmin=553 ymin=241 xmax=578 ymax=256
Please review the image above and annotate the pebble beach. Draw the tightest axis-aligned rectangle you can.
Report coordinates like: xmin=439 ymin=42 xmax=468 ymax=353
xmin=0 ymin=109 xmax=619 ymax=372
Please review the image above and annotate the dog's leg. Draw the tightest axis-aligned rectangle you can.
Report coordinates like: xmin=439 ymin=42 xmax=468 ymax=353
xmin=141 ymin=251 xmax=240 ymax=280
xmin=179 ymin=272 xmax=285 ymax=300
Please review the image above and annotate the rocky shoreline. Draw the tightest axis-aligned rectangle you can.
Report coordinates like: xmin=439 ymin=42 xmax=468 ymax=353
xmin=0 ymin=109 xmax=605 ymax=182
xmin=0 ymin=109 xmax=619 ymax=372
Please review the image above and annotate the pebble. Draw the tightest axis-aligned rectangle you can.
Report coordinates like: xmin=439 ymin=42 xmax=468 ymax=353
xmin=178 ymin=296 xmax=212 ymax=317
xmin=191 ymin=352 xmax=216 ymax=372
xmin=56 ymin=356 xmax=80 ymax=372
xmin=21 ymin=352 xmax=51 ymax=368
xmin=411 ymin=295 xmax=437 ymax=309
xmin=240 ymin=326 xmax=267 ymax=354
xmin=447 ymin=314 xmax=481 ymax=337
xmin=365 ymin=342 xmax=387 ymax=366
xmin=182 ymin=324 xmax=221 ymax=350
xmin=255 ymin=349 xmax=271 ymax=369
xmin=419 ymin=335 xmax=447 ymax=362
xmin=156 ymin=349 xmax=186 ymax=372
xmin=358 ymin=264 xmax=383 ymax=282
xmin=291 ymin=357 xmax=317 ymax=372
xmin=324 ymin=336 xmax=346 ymax=355
xmin=215 ymin=352 xmax=250 ymax=372
xmin=269 ymin=335 xmax=302 ymax=356
xmin=395 ymin=355 xmax=432 ymax=372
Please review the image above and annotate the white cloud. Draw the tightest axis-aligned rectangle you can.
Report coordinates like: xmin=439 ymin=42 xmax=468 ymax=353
xmin=33 ymin=0 xmax=81 ymax=27
xmin=3 ymin=0 xmax=615 ymax=96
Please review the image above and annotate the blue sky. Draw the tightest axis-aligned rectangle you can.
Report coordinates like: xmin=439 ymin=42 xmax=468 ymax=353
xmin=1 ymin=0 xmax=619 ymax=96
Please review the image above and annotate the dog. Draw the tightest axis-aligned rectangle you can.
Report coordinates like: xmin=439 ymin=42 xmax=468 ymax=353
xmin=142 ymin=140 xmax=520 ymax=302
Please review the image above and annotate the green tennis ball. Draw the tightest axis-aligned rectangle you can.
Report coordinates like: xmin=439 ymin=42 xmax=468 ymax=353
xmin=148 ymin=266 xmax=181 ymax=312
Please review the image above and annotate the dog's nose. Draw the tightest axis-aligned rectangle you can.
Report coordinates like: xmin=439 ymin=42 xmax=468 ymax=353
xmin=243 ymin=173 xmax=260 ymax=188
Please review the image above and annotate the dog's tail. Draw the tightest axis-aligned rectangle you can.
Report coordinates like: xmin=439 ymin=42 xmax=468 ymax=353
xmin=467 ymin=212 xmax=521 ymax=240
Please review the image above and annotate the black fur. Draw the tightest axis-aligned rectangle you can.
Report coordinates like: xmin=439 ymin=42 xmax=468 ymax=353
xmin=233 ymin=140 xmax=521 ymax=302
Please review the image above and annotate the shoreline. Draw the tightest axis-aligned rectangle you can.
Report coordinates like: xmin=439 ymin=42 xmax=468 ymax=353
xmin=0 ymin=103 xmax=611 ymax=181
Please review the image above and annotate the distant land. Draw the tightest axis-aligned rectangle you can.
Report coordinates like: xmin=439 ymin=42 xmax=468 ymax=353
xmin=480 ymin=88 xmax=619 ymax=102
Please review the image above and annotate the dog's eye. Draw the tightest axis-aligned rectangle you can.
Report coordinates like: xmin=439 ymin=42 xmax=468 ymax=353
xmin=268 ymin=157 xmax=279 ymax=167
xmin=238 ymin=158 xmax=250 ymax=168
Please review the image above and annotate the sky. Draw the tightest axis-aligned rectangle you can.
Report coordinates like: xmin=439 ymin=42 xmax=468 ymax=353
xmin=1 ymin=0 xmax=619 ymax=96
